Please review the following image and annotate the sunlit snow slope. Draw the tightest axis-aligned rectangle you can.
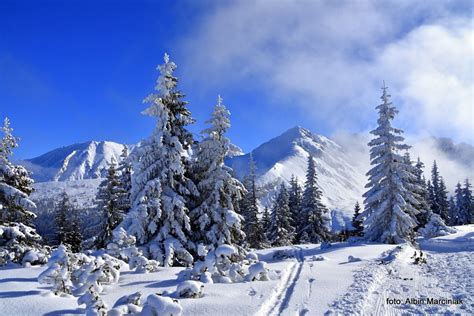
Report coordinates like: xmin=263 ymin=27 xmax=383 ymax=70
xmin=20 ymin=141 xmax=130 ymax=182
xmin=226 ymin=126 xmax=367 ymax=226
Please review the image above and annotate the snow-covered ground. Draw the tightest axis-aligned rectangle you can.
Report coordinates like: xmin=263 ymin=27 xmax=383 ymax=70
xmin=1 ymin=225 xmax=472 ymax=315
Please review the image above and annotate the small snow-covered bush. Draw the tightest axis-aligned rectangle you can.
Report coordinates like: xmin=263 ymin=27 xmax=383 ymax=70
xmin=309 ymin=255 xmax=328 ymax=261
xmin=106 ymin=228 xmax=141 ymax=262
xmin=184 ymin=244 xmax=269 ymax=284
xmin=176 ymin=280 xmax=204 ymax=298
xmin=109 ymin=292 xmax=142 ymax=316
xmin=246 ymin=252 xmax=259 ymax=263
xmin=347 ymin=255 xmax=362 ymax=263
xmin=0 ymin=222 xmax=48 ymax=265
xmin=419 ymin=213 xmax=456 ymax=238
xmin=129 ymin=255 xmax=160 ymax=273
xmin=107 ymin=228 xmax=161 ymax=274
xmin=141 ymin=294 xmax=183 ymax=316
xmin=38 ymin=245 xmax=72 ymax=295
xmin=74 ymin=254 xmax=121 ymax=296
xmin=245 ymin=262 xmax=269 ymax=281
xmin=190 ymin=244 xmax=245 ymax=283
xmin=74 ymin=254 xmax=123 ymax=315
xmin=77 ymin=285 xmax=108 ymax=316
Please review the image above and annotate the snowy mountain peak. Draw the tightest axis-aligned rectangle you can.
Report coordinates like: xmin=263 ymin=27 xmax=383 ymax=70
xmin=226 ymin=127 xmax=366 ymax=227
xmin=20 ymin=140 xmax=131 ymax=182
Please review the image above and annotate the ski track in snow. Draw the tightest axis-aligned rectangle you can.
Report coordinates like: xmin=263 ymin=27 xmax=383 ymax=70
xmin=326 ymin=230 xmax=474 ymax=315
xmin=256 ymin=246 xmax=305 ymax=316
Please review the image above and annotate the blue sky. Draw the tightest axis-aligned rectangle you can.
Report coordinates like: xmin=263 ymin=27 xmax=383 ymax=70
xmin=1 ymin=0 xmax=472 ymax=159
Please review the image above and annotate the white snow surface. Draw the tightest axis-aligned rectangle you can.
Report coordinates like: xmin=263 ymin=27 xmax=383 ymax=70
xmin=1 ymin=225 xmax=472 ymax=315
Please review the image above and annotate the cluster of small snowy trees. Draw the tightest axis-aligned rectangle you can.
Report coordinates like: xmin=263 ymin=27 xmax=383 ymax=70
xmin=450 ymin=179 xmax=473 ymax=225
xmin=239 ymin=155 xmax=331 ymax=248
xmin=0 ymin=118 xmax=48 ymax=265
xmin=426 ymin=161 xmax=473 ymax=226
xmin=360 ymin=85 xmax=457 ymax=244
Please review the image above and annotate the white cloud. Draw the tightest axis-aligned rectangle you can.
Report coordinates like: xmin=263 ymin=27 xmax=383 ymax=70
xmin=379 ymin=20 xmax=473 ymax=142
xmin=331 ymin=130 xmax=473 ymax=193
xmin=178 ymin=0 xmax=473 ymax=142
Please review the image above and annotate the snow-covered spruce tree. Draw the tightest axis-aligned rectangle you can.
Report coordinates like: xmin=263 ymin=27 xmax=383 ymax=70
xmin=428 ymin=161 xmax=450 ymax=222
xmin=361 ymin=85 xmax=420 ymax=244
xmin=452 ymin=182 xmax=464 ymax=225
xmin=351 ymin=202 xmax=363 ymax=237
xmin=118 ymin=53 xmax=197 ymax=267
xmin=448 ymin=196 xmax=456 ymax=225
xmin=300 ymin=155 xmax=330 ymax=243
xmin=261 ymin=207 xmax=271 ymax=242
xmin=402 ymin=153 xmax=430 ymax=232
xmin=458 ymin=179 xmax=473 ymax=225
xmin=190 ymin=95 xmax=246 ymax=255
xmin=240 ymin=153 xmax=266 ymax=249
xmin=54 ymin=191 xmax=70 ymax=245
xmin=93 ymin=160 xmax=124 ymax=249
xmin=0 ymin=118 xmax=46 ymax=265
xmin=437 ymin=177 xmax=450 ymax=223
xmin=428 ymin=161 xmax=440 ymax=214
xmin=413 ymin=157 xmax=431 ymax=228
xmin=0 ymin=118 xmax=36 ymax=225
xmin=288 ymin=175 xmax=302 ymax=242
xmin=269 ymin=183 xmax=295 ymax=246
xmin=66 ymin=206 xmax=83 ymax=253
xmin=117 ymin=145 xmax=132 ymax=214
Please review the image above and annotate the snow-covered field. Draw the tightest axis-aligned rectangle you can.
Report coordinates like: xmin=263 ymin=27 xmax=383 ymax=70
xmin=1 ymin=225 xmax=472 ymax=315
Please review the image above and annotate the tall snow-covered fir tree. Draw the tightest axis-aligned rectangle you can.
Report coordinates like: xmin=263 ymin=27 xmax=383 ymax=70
xmin=93 ymin=160 xmax=124 ymax=248
xmin=269 ymin=183 xmax=294 ymax=246
xmin=54 ymin=191 xmax=69 ymax=246
xmin=65 ymin=206 xmax=83 ymax=253
xmin=402 ymin=153 xmax=430 ymax=231
xmin=240 ymin=153 xmax=266 ymax=249
xmin=288 ymin=175 xmax=302 ymax=242
xmin=351 ymin=202 xmax=363 ymax=237
xmin=190 ymin=95 xmax=246 ymax=253
xmin=361 ymin=85 xmax=420 ymax=244
xmin=0 ymin=118 xmax=45 ymax=264
xmin=261 ymin=206 xmax=271 ymax=244
xmin=300 ymin=155 xmax=330 ymax=243
xmin=118 ymin=53 xmax=198 ymax=267
xmin=460 ymin=179 xmax=473 ymax=224
xmin=448 ymin=196 xmax=457 ymax=226
xmin=428 ymin=161 xmax=450 ymax=222
xmin=452 ymin=182 xmax=464 ymax=225
xmin=116 ymin=145 xmax=132 ymax=214
xmin=413 ymin=157 xmax=431 ymax=228
xmin=0 ymin=118 xmax=36 ymax=225
xmin=437 ymin=177 xmax=450 ymax=223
